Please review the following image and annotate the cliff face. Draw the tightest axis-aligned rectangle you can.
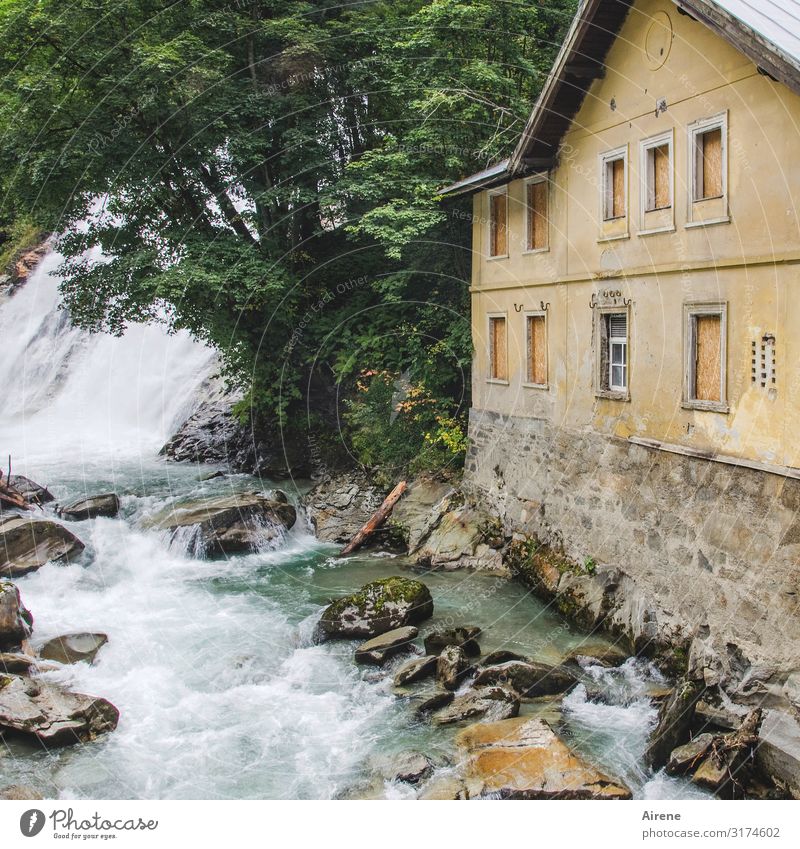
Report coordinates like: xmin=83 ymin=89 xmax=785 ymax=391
xmin=462 ymin=408 xmax=800 ymax=718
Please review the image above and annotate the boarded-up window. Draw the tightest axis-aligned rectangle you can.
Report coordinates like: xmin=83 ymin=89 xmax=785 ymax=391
xmin=696 ymin=127 xmax=723 ymax=200
xmin=489 ymin=316 xmax=507 ymax=380
xmin=526 ymin=180 xmax=548 ymax=250
xmin=526 ymin=314 xmax=547 ymax=385
xmin=604 ymin=156 xmax=625 ymax=219
xmin=693 ymin=314 xmax=721 ymax=401
xmin=490 ymin=193 xmax=507 ymax=256
xmin=646 ymin=143 xmax=671 ymax=210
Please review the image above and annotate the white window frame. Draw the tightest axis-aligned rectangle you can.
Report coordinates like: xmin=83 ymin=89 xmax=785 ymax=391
xmin=599 ymin=145 xmax=628 ymax=223
xmin=686 ymin=111 xmax=729 ymax=227
xmin=487 ymin=311 xmax=509 ymax=384
xmin=683 ymin=302 xmax=728 ymax=413
xmin=639 ymin=129 xmax=674 ymax=234
xmin=594 ymin=304 xmax=631 ymax=401
xmin=523 ymin=309 xmax=548 ymax=389
xmin=608 ymin=315 xmax=628 ymax=393
xmin=523 ymin=174 xmax=550 ymax=254
xmin=486 ymin=187 xmax=509 ymax=260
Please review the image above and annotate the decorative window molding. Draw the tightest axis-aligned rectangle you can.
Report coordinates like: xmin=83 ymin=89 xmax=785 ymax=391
xmin=523 ymin=310 xmax=548 ymax=388
xmin=639 ymin=130 xmax=674 ymax=235
xmin=683 ymin=302 xmax=728 ymax=412
xmin=523 ymin=175 xmax=550 ymax=254
xmin=594 ymin=303 xmax=631 ymax=401
xmin=687 ymin=112 xmax=729 ymax=225
xmin=487 ymin=312 xmax=509 ymax=383
xmin=487 ymin=188 xmax=509 ymax=259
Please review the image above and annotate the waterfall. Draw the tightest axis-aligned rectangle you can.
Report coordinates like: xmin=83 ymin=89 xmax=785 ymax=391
xmin=0 ymin=246 xmax=217 ymax=471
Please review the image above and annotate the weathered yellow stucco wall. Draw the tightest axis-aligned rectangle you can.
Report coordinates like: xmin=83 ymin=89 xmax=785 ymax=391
xmin=471 ymin=0 xmax=800 ymax=469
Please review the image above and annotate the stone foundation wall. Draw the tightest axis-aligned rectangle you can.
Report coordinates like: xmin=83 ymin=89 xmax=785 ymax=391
xmin=463 ymin=408 xmax=800 ymax=711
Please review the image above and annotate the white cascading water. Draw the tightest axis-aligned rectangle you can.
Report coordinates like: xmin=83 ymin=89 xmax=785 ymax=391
xmin=0 ymin=249 xmax=697 ymax=799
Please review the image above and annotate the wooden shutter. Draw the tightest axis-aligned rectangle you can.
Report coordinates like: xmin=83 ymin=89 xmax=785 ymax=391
xmin=527 ymin=181 xmax=548 ymax=250
xmin=491 ymin=194 xmax=507 ymax=256
xmin=527 ymin=315 xmax=546 ymax=384
xmin=612 ymin=158 xmax=625 ymax=218
xmin=653 ymin=144 xmax=670 ymax=209
xmin=701 ymin=128 xmax=722 ymax=199
xmin=490 ymin=317 xmax=507 ymax=380
xmin=695 ymin=314 xmax=721 ymax=401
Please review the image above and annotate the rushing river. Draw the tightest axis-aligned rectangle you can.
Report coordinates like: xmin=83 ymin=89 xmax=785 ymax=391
xmin=0 ymin=254 xmax=706 ymax=799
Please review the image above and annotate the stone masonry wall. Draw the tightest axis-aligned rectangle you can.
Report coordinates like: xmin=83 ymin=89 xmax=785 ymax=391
xmin=463 ymin=408 xmax=800 ymax=713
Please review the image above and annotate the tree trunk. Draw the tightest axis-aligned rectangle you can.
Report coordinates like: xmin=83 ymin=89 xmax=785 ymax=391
xmin=339 ymin=481 xmax=407 ymax=556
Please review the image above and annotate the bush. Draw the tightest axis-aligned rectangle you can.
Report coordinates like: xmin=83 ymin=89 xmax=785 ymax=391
xmin=344 ymin=370 xmax=467 ymax=481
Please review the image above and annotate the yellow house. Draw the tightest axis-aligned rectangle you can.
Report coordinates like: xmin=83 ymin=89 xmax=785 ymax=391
xmin=443 ymin=0 xmax=800 ymax=725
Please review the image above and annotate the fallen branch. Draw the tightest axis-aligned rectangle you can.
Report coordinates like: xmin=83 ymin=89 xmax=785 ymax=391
xmin=339 ymin=481 xmax=407 ymax=557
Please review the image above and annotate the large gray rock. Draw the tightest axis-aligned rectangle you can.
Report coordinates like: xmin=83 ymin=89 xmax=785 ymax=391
xmin=436 ymin=645 xmax=470 ymax=691
xmin=317 ymin=576 xmax=433 ymax=640
xmin=666 ymin=733 xmax=714 ymax=775
xmin=756 ymin=709 xmax=800 ymax=799
xmin=390 ymin=478 xmax=454 ymax=552
xmin=58 ymin=493 xmax=120 ymax=521
xmin=0 ymin=516 xmax=84 ymax=577
xmin=645 ymin=678 xmax=705 ymax=770
xmin=354 ymin=627 xmax=418 ymax=665
xmin=6 ymin=475 xmax=54 ymax=505
xmin=40 ymin=633 xmax=108 ymax=665
xmin=0 ymin=674 xmax=119 ymax=746
xmin=456 ymin=716 xmax=632 ymax=799
xmin=394 ymin=655 xmax=437 ymax=687
xmin=0 ymin=579 xmax=32 ymax=649
xmin=473 ymin=660 xmax=576 ymax=698
xmin=414 ymin=504 xmax=502 ymax=570
xmin=150 ymin=493 xmax=296 ymax=556
xmin=304 ymin=473 xmax=385 ymax=543
xmin=431 ymin=685 xmax=520 ymax=725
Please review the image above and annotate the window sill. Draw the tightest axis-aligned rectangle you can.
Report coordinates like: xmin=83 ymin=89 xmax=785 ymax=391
xmin=522 ymin=247 xmax=550 ymax=256
xmin=682 ymin=400 xmax=730 ymax=413
xmin=522 ymin=382 xmax=549 ymax=390
xmin=639 ymin=225 xmax=676 ymax=237
xmin=486 ymin=378 xmax=510 ymax=386
xmin=486 ymin=254 xmax=509 ymax=262
xmin=595 ymin=389 xmax=630 ymax=402
xmin=685 ymin=216 xmax=730 ymax=229
xmin=597 ymin=232 xmax=630 ymax=244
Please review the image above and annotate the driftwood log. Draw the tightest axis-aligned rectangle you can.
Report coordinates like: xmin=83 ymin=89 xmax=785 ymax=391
xmin=0 ymin=477 xmax=31 ymax=511
xmin=339 ymin=481 xmax=407 ymax=556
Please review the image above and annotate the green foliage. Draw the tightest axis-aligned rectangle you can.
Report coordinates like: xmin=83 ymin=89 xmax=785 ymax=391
xmin=344 ymin=369 xmax=467 ymax=480
xmin=0 ymin=0 xmax=574 ymax=474
xmin=583 ymin=556 xmax=597 ymax=575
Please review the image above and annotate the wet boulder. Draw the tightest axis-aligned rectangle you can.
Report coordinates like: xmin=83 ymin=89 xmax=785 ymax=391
xmin=562 ymin=642 xmax=629 ymax=669
xmin=666 ymin=733 xmax=714 ymax=775
xmin=644 ymin=678 xmax=705 ymax=770
xmin=394 ymin=655 xmax=437 ymax=687
xmin=317 ymin=576 xmax=433 ymax=640
xmin=0 ymin=674 xmax=119 ymax=746
xmin=0 ymin=579 xmax=33 ymax=649
xmin=479 ymin=649 xmax=529 ymax=667
xmin=431 ymin=685 xmax=519 ymax=726
xmin=0 ymin=516 xmax=84 ymax=577
xmin=58 ymin=493 xmax=120 ymax=521
xmin=414 ymin=690 xmax=455 ymax=718
xmin=423 ymin=626 xmax=481 ymax=658
xmin=354 ymin=626 xmax=418 ymax=665
xmin=378 ymin=751 xmax=435 ymax=785
xmin=40 ymin=633 xmax=108 ymax=665
xmin=456 ymin=716 xmax=632 ymax=799
xmin=473 ymin=660 xmax=576 ymax=698
xmin=6 ymin=475 xmax=54 ymax=505
xmin=436 ymin=645 xmax=470 ymax=691
xmin=150 ymin=493 xmax=296 ymax=556
xmin=0 ymin=652 xmax=37 ymax=674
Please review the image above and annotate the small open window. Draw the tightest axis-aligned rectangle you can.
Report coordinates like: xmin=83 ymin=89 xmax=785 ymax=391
xmin=525 ymin=177 xmax=549 ymax=252
xmin=488 ymin=190 xmax=508 ymax=258
xmin=684 ymin=303 xmax=728 ymax=412
xmin=595 ymin=306 xmax=630 ymax=399
xmin=525 ymin=312 xmax=547 ymax=387
xmin=488 ymin=314 xmax=508 ymax=381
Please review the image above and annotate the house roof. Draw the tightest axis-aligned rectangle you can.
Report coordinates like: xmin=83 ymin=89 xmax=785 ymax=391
xmin=441 ymin=0 xmax=800 ymax=197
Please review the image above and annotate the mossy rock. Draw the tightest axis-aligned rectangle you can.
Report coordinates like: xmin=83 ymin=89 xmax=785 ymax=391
xmin=317 ymin=576 xmax=434 ymax=639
